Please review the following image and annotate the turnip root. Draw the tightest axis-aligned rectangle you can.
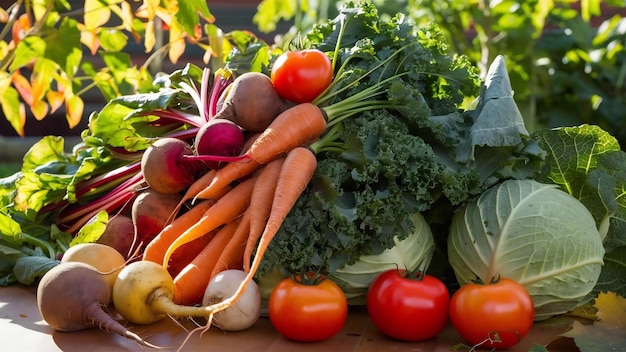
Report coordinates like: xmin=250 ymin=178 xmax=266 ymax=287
xmin=202 ymin=269 xmax=261 ymax=331
xmin=141 ymin=138 xmax=203 ymax=194
xmin=113 ymin=260 xmax=219 ymax=325
xmin=215 ymin=72 xmax=289 ymax=133
xmin=61 ymin=242 xmax=126 ymax=289
xmin=96 ymin=214 xmax=135 ymax=259
xmin=37 ymin=262 xmax=159 ymax=348
xmin=193 ymin=118 xmax=245 ymax=170
xmin=132 ymin=189 xmax=182 ymax=245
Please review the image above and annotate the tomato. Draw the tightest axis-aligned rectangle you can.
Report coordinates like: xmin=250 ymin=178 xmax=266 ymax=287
xmin=270 ymin=49 xmax=333 ymax=103
xmin=268 ymin=275 xmax=348 ymax=342
xmin=366 ymin=269 xmax=450 ymax=341
xmin=449 ymin=277 xmax=535 ymax=349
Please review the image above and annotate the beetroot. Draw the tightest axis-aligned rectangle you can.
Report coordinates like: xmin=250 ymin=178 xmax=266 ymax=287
xmin=141 ymin=138 xmax=203 ymax=194
xmin=194 ymin=118 xmax=245 ymax=169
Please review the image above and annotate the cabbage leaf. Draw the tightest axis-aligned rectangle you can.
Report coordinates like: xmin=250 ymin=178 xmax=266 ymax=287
xmin=448 ymin=179 xmax=605 ymax=320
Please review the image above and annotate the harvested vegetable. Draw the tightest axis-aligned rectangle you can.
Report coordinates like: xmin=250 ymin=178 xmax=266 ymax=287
xmin=215 ymin=71 xmax=289 ymax=132
xmin=202 ymin=269 xmax=261 ymax=331
xmin=60 ymin=242 xmax=126 ymax=289
xmin=112 ymin=260 xmax=213 ymax=325
xmin=37 ymin=261 xmax=159 ymax=348
xmin=447 ymin=179 xmax=605 ymax=320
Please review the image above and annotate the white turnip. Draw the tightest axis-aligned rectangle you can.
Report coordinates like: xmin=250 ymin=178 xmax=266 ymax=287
xmin=37 ymin=262 xmax=159 ymax=348
xmin=60 ymin=242 xmax=126 ymax=289
xmin=202 ymin=269 xmax=261 ymax=331
xmin=141 ymin=138 xmax=204 ymax=194
xmin=215 ymin=72 xmax=290 ymax=133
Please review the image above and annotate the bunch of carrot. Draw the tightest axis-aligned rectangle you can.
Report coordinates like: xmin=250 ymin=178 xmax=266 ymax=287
xmin=141 ymin=102 xmax=326 ymax=305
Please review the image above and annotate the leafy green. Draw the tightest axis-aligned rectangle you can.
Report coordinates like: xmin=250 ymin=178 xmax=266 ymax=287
xmin=257 ymin=2 xmax=534 ymax=277
xmin=448 ymin=179 xmax=605 ymax=320
xmin=529 ymin=125 xmax=626 ymax=298
xmin=333 ymin=212 xmax=436 ymax=304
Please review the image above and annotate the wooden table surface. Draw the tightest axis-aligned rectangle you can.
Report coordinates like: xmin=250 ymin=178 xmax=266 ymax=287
xmin=1 ymin=284 xmax=579 ymax=352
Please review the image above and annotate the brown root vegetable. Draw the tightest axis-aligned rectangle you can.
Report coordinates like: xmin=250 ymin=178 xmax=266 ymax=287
xmin=141 ymin=138 xmax=203 ymax=194
xmin=60 ymin=242 xmax=126 ymax=290
xmin=216 ymin=72 xmax=289 ymax=133
xmin=96 ymin=214 xmax=135 ymax=259
xmin=132 ymin=189 xmax=182 ymax=245
xmin=37 ymin=262 xmax=160 ymax=348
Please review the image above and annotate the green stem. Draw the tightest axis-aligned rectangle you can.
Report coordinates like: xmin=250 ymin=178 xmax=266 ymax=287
xmin=19 ymin=232 xmax=57 ymax=260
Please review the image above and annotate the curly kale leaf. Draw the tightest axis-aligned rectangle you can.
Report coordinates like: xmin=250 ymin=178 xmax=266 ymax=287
xmin=259 ymin=111 xmax=481 ymax=275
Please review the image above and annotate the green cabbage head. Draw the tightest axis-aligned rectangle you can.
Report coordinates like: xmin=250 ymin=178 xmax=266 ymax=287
xmin=333 ymin=212 xmax=435 ymax=304
xmin=448 ymin=179 xmax=605 ymax=320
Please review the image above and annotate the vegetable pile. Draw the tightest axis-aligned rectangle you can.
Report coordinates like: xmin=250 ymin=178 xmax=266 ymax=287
xmin=2 ymin=1 xmax=626 ymax=350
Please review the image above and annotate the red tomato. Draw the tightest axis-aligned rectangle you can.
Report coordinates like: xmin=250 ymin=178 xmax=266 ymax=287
xmin=270 ymin=49 xmax=333 ymax=103
xmin=366 ymin=269 xmax=450 ymax=341
xmin=449 ymin=277 xmax=535 ymax=349
xmin=268 ymin=275 xmax=348 ymax=342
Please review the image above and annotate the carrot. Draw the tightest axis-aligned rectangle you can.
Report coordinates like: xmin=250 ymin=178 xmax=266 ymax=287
xmin=192 ymin=158 xmax=260 ymax=202
xmin=242 ymin=156 xmax=285 ymax=272
xmin=201 ymin=146 xmax=317 ymax=317
xmin=246 ymin=103 xmax=327 ymax=164
xmin=172 ymin=218 xmax=240 ymax=305
xmin=192 ymin=103 xmax=325 ymax=201
xmin=161 ymin=176 xmax=256 ymax=269
xmin=210 ymin=210 xmax=251 ymax=278
xmin=166 ymin=169 xmax=217 ymax=224
xmin=142 ymin=198 xmax=216 ymax=264
xmin=167 ymin=229 xmax=217 ymax=278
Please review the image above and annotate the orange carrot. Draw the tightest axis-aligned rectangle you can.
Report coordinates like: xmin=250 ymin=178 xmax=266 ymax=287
xmin=172 ymin=218 xmax=240 ymax=305
xmin=246 ymin=103 xmax=327 ymax=164
xmin=242 ymin=156 xmax=285 ymax=272
xmin=166 ymin=169 xmax=217 ymax=224
xmin=192 ymin=158 xmax=260 ymax=202
xmin=192 ymin=103 xmax=325 ymax=201
xmin=200 ymin=147 xmax=317 ymax=317
xmin=210 ymin=210 xmax=251 ymax=278
xmin=167 ymin=229 xmax=217 ymax=278
xmin=142 ymin=198 xmax=215 ymax=264
xmin=247 ymin=147 xmax=317 ymax=273
xmin=161 ymin=176 xmax=256 ymax=269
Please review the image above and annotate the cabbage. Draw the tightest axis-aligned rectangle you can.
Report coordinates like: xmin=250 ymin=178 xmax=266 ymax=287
xmin=448 ymin=179 xmax=605 ymax=320
xmin=333 ymin=212 xmax=435 ymax=305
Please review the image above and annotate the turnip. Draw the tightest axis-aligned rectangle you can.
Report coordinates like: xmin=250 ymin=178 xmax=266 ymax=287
xmin=37 ymin=262 xmax=159 ymax=348
xmin=202 ymin=269 xmax=261 ymax=331
xmin=113 ymin=260 xmax=216 ymax=325
xmin=96 ymin=214 xmax=135 ymax=259
xmin=132 ymin=189 xmax=182 ymax=245
xmin=60 ymin=242 xmax=126 ymax=289
xmin=193 ymin=118 xmax=245 ymax=170
xmin=141 ymin=138 xmax=204 ymax=194
xmin=215 ymin=72 xmax=290 ymax=133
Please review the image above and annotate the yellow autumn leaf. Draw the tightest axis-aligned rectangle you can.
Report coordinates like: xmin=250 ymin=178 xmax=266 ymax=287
xmin=561 ymin=291 xmax=626 ymax=352
xmin=84 ymin=0 xmax=111 ymax=30
xmin=167 ymin=20 xmax=185 ymax=64
xmin=46 ymin=90 xmax=64 ymax=113
xmin=65 ymin=95 xmax=84 ymax=129
xmin=30 ymin=100 xmax=49 ymax=121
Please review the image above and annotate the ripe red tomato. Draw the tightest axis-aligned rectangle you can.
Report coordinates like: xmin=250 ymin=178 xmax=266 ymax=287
xmin=449 ymin=277 xmax=535 ymax=349
xmin=268 ymin=275 xmax=348 ymax=342
xmin=270 ymin=49 xmax=333 ymax=103
xmin=366 ymin=269 xmax=450 ymax=341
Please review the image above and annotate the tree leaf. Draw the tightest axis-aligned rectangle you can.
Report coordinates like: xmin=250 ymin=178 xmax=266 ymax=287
xmin=84 ymin=0 xmax=112 ymax=30
xmin=562 ymin=291 xmax=626 ymax=352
